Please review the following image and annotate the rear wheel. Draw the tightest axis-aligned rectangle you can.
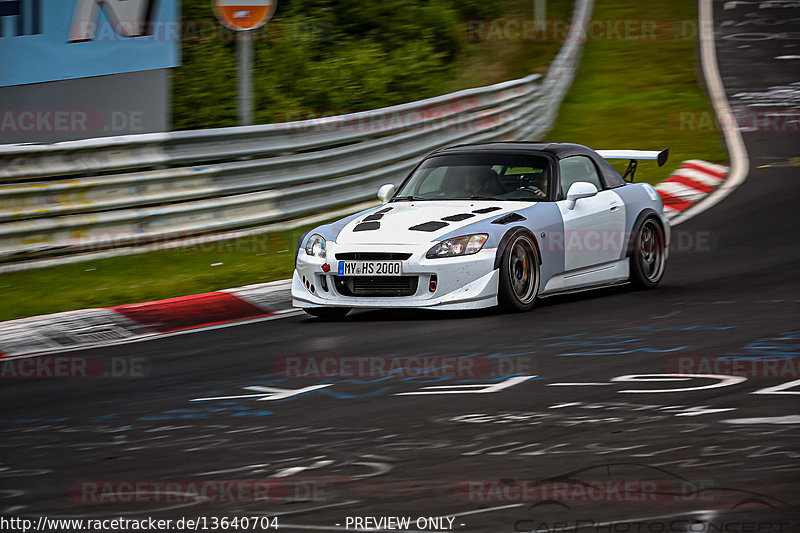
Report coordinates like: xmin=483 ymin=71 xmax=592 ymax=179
xmin=630 ymin=218 xmax=666 ymax=289
xmin=498 ymin=232 xmax=540 ymax=312
xmin=303 ymin=307 xmax=351 ymax=320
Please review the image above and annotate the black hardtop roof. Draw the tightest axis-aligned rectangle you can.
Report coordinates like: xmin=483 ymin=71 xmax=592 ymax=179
xmin=430 ymin=142 xmax=628 ymax=189
xmin=433 ymin=142 xmax=598 ymax=159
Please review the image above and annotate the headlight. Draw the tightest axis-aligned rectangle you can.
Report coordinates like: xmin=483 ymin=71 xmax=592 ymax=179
xmin=426 ymin=234 xmax=488 ymax=259
xmin=304 ymin=234 xmax=326 ymax=258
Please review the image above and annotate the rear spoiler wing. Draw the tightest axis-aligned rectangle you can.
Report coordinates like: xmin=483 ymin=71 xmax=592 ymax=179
xmin=596 ymin=149 xmax=669 ymax=182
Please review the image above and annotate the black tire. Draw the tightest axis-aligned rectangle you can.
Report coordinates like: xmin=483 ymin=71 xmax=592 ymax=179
xmin=498 ymin=232 xmax=540 ymax=312
xmin=630 ymin=217 xmax=667 ymax=289
xmin=303 ymin=307 xmax=351 ymax=320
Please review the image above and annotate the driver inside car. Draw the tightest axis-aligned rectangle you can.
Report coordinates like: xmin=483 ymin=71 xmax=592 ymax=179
xmin=506 ymin=167 xmax=548 ymax=199
xmin=463 ymin=167 xmax=506 ymax=197
xmin=528 ymin=167 xmax=549 ymax=199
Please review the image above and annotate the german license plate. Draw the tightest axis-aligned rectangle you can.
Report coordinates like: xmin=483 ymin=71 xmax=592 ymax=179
xmin=337 ymin=261 xmax=402 ymax=276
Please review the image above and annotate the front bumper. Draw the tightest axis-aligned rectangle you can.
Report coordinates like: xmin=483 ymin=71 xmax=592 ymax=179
xmin=292 ymin=243 xmax=499 ymax=310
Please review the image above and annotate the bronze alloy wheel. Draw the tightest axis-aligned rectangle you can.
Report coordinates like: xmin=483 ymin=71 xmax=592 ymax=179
xmin=499 ymin=232 xmax=540 ymax=311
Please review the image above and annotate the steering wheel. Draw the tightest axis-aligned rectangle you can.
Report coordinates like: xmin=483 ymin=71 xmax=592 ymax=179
xmin=520 ymin=186 xmax=547 ymax=199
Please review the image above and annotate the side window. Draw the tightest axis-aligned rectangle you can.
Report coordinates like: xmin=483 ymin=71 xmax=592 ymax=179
xmin=416 ymin=167 xmax=447 ymax=196
xmin=558 ymin=156 xmax=603 ymax=198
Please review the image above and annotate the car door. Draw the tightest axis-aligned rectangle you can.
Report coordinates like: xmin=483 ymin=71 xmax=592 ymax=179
xmin=556 ymin=155 xmax=626 ymax=279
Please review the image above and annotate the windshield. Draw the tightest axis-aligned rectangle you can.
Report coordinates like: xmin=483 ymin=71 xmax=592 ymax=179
xmin=395 ymin=152 xmax=552 ymax=202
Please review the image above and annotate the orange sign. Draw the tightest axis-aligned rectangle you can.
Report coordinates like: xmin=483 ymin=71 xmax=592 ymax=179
xmin=214 ymin=0 xmax=276 ymax=31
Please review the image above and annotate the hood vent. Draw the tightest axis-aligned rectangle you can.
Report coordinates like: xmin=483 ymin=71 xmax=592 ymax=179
xmin=492 ymin=213 xmax=526 ymax=225
xmin=409 ymin=221 xmax=449 ymax=232
xmin=442 ymin=213 xmax=476 ymax=222
xmin=353 ymin=221 xmax=381 ymax=232
xmin=473 ymin=206 xmax=502 ymax=214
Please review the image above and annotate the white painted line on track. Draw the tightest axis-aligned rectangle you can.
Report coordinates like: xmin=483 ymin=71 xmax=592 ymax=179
xmin=724 ymin=415 xmax=800 ymax=424
xmin=443 ymin=503 xmax=525 ymax=518
xmin=278 ymin=526 xmax=428 ymax=532
xmin=268 ymin=499 xmax=361 ymax=517
xmin=671 ymin=0 xmax=750 ymax=226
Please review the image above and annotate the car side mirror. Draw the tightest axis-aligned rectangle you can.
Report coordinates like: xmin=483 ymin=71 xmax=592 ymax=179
xmin=565 ymin=181 xmax=598 ymax=210
xmin=377 ymin=183 xmax=396 ymax=204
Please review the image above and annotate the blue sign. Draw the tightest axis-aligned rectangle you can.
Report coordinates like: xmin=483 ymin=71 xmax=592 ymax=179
xmin=0 ymin=0 xmax=179 ymax=87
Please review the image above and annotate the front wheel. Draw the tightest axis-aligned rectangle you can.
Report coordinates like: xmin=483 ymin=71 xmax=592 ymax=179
xmin=630 ymin=218 xmax=666 ymax=289
xmin=303 ymin=307 xmax=351 ymax=320
xmin=498 ymin=232 xmax=540 ymax=312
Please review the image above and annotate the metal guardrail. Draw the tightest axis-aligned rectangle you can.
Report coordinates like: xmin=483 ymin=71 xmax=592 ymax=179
xmin=0 ymin=0 xmax=594 ymax=267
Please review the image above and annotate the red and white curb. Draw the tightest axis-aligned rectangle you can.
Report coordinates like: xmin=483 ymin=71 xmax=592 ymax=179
xmin=657 ymin=159 xmax=729 ymax=219
xmin=0 ymin=280 xmax=293 ymax=357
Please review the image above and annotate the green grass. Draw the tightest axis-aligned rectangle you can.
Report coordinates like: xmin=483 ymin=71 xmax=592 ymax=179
xmin=544 ymin=0 xmax=728 ymax=183
xmin=445 ymin=0 xmax=574 ymax=91
xmin=0 ymin=226 xmax=314 ymax=322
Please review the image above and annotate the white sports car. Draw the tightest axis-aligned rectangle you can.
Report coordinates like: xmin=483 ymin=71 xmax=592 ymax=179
xmin=292 ymin=142 xmax=670 ymax=319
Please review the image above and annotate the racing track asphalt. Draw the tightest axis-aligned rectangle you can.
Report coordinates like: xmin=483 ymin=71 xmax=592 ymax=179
xmin=1 ymin=2 xmax=798 ymax=531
